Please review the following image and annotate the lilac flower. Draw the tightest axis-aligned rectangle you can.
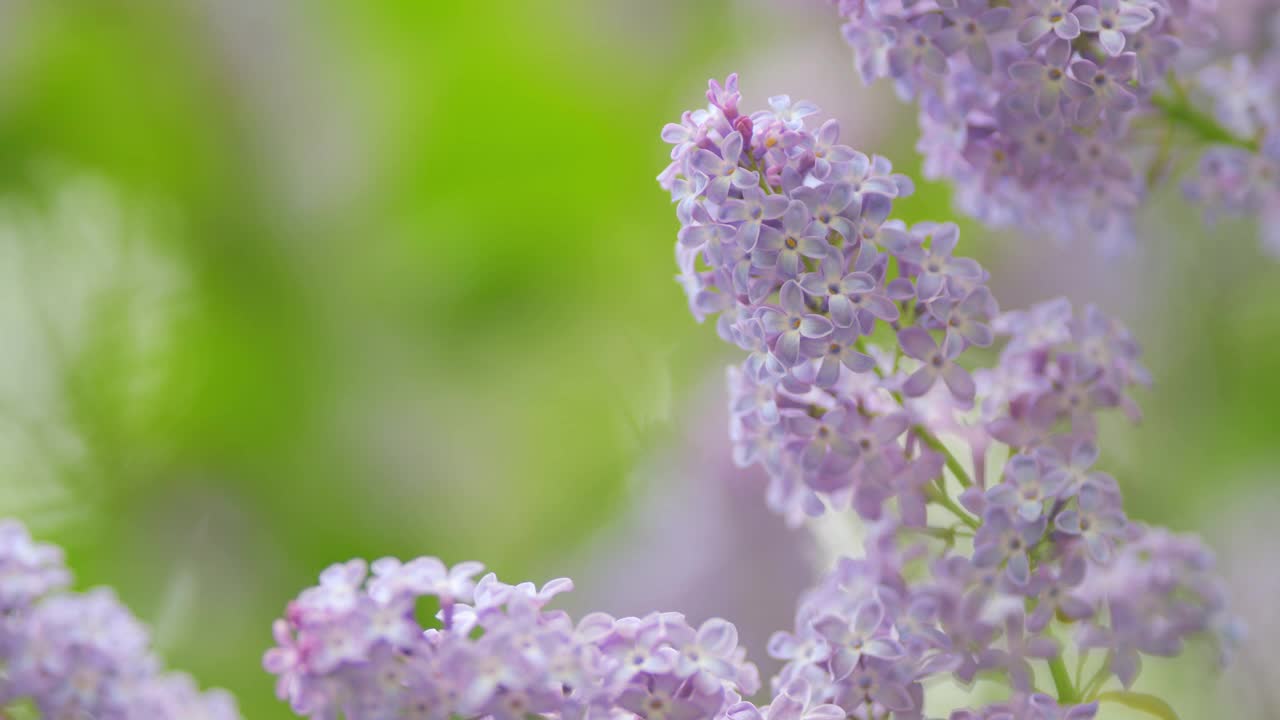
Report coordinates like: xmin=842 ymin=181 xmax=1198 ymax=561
xmin=1010 ymin=39 xmax=1074 ymax=118
xmin=135 ymin=675 xmax=242 ymax=720
xmin=370 ymin=555 xmax=485 ymax=616
xmin=1036 ymin=439 xmax=1104 ymax=497
xmin=809 ymin=119 xmax=861 ymax=180
xmin=722 ymin=186 xmax=790 ymax=249
xmin=1197 ymin=54 xmax=1279 ymax=138
xmin=1083 ymin=526 xmax=1236 ymax=666
xmin=794 ymin=183 xmax=858 ymax=240
xmin=767 ymin=631 xmax=833 ymax=668
xmin=0 ymin=518 xmax=70 ymax=615
xmin=888 ymin=15 xmax=949 ymax=82
xmin=674 ymin=619 xmax=746 ymax=691
xmin=786 ymin=407 xmax=857 ymax=475
xmin=691 ymin=132 xmax=758 ymax=202
xmin=1025 ymin=553 xmax=1095 ymax=632
xmin=1067 ymin=55 xmax=1138 ymax=125
xmin=980 ymin=613 xmax=1060 ymax=691
xmin=812 ymin=598 xmax=905 ymax=679
xmin=1055 ymin=481 xmax=1128 ymax=563
xmin=892 ymin=594 xmax=952 ymax=654
xmin=1017 ymin=0 xmax=1087 ymax=44
xmin=885 ymin=222 xmax=982 ymax=302
xmin=973 ymin=508 xmax=1046 ymax=585
xmin=899 ymin=327 xmax=976 ymax=402
xmin=929 ymin=286 xmax=997 ymax=348
xmin=616 ymin=672 xmax=726 ymax=720
xmin=985 ymin=453 xmax=1068 ymax=522
xmin=678 ymin=210 xmax=736 ymax=259
xmin=837 ymin=658 xmax=917 ymax=714
xmin=728 ymin=364 xmax=782 ymax=425
xmin=759 ymin=280 xmax=835 ymax=367
xmin=756 ymin=201 xmax=831 ymax=277
xmin=767 ymin=94 xmax=820 ymax=130
xmin=802 ymin=325 xmax=876 ymax=387
xmin=846 ymin=153 xmax=907 ymax=210
xmin=996 ymin=297 xmax=1073 ymax=355
xmin=0 ymin=520 xmax=240 ymax=720
xmin=1034 ymin=353 xmax=1120 ymax=429
xmin=707 ymin=74 xmax=742 ymax=120
xmin=846 ymin=412 xmax=909 ymax=465
xmin=1074 ymin=0 xmax=1155 ymax=56
xmin=891 ymin=451 xmax=946 ymax=527
xmin=1078 ymin=599 xmax=1145 ymax=687
xmin=1126 ymin=30 xmax=1181 ymax=83
xmin=799 ymin=250 xmax=873 ymax=329
xmin=843 ymin=251 xmax=901 ymax=333
xmin=936 ymin=0 xmax=1012 ymax=74
xmin=762 ymin=679 xmax=846 ymax=720
xmin=940 ymin=586 xmax=1001 ymax=685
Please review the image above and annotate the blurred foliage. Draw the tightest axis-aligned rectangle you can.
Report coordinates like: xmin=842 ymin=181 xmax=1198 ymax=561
xmin=0 ymin=1 xmax=1276 ymax=718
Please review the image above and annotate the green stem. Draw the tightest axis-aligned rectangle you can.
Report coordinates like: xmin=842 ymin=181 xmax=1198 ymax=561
xmin=1080 ymin=659 xmax=1112 ymax=700
xmin=925 ymin=484 xmax=980 ymax=530
xmin=1151 ymin=93 xmax=1259 ymax=152
xmin=748 ymin=155 xmax=776 ymax=194
xmin=914 ymin=427 xmax=973 ymax=488
xmin=905 ymin=525 xmax=960 ymax=544
xmin=1074 ymin=649 xmax=1090 ymax=689
xmin=852 ymin=337 xmax=978 ymax=523
xmin=1048 ymin=654 xmax=1078 ymax=705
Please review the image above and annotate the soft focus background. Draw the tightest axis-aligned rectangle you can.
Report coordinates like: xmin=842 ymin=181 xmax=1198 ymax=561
xmin=0 ymin=1 xmax=1277 ymax=717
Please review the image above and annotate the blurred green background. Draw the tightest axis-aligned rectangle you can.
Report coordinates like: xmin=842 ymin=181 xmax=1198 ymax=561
xmin=0 ymin=1 xmax=1277 ymax=717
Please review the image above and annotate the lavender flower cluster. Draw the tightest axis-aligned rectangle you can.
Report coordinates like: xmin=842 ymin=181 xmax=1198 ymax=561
xmin=264 ymin=557 xmax=760 ymax=720
xmin=659 ymin=76 xmax=1236 ymax=718
xmin=827 ymin=0 xmax=1280 ymax=254
xmin=0 ymin=519 xmax=240 ymax=719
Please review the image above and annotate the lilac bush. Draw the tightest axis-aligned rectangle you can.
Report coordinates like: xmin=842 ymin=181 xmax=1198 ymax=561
xmin=0 ymin=519 xmax=239 ymax=719
xmin=246 ymin=71 xmax=1243 ymax=720
xmin=827 ymin=0 xmax=1280 ymax=255
xmin=656 ymin=75 xmax=1235 ymax=718
xmin=0 ymin=9 xmax=1254 ymax=720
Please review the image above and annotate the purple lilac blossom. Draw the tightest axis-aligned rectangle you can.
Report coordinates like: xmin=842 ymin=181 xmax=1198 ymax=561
xmin=951 ymin=693 xmax=1099 ymax=719
xmin=660 ymin=76 xmax=1238 ymax=718
xmin=0 ymin=518 xmax=240 ymax=719
xmin=1182 ymin=47 xmax=1280 ymax=256
xmin=828 ymin=0 xmax=1280 ymax=255
xmin=659 ymin=76 xmax=1001 ymax=524
xmin=264 ymin=558 xmax=759 ymax=720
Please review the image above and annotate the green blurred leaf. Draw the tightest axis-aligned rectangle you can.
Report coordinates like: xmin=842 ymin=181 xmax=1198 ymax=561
xmin=1097 ymin=691 xmax=1182 ymax=720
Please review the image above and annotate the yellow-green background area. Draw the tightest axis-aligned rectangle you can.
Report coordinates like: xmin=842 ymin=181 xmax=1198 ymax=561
xmin=0 ymin=2 xmax=1277 ymax=718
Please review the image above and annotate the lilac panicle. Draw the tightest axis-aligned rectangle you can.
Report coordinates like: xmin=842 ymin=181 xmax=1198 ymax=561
xmin=264 ymin=558 xmax=759 ymax=720
xmin=0 ymin=518 xmax=70 ymax=626
xmin=660 ymin=75 xmax=1238 ymax=718
xmin=829 ymin=0 xmax=1280 ymax=256
xmin=660 ymin=74 xmax=1005 ymax=526
xmin=0 ymin=518 xmax=240 ymax=719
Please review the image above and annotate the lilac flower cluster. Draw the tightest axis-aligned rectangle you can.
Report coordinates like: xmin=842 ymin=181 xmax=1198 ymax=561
xmin=0 ymin=519 xmax=240 ymax=719
xmin=1184 ymin=48 xmax=1280 ymax=256
xmin=827 ymin=0 xmax=1280 ymax=253
xmin=264 ymin=557 xmax=760 ymax=720
xmin=660 ymin=77 xmax=1236 ymax=717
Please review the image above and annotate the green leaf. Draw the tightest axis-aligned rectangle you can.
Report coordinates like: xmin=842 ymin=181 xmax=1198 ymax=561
xmin=1096 ymin=691 xmax=1181 ymax=720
